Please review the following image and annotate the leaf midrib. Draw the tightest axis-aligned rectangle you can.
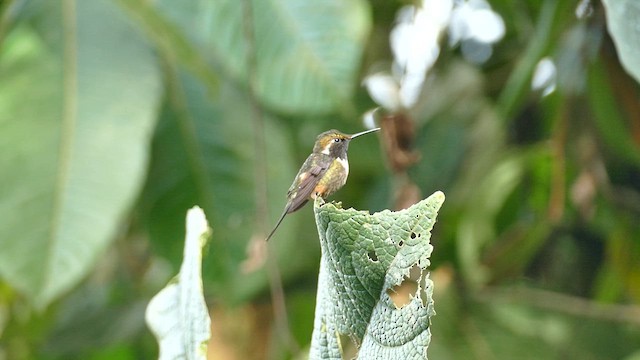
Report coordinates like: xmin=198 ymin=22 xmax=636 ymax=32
xmin=44 ymin=0 xmax=78 ymax=301
xmin=265 ymin=0 xmax=351 ymax=105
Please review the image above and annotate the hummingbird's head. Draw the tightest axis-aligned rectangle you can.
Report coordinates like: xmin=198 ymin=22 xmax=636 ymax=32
xmin=313 ymin=128 xmax=380 ymax=158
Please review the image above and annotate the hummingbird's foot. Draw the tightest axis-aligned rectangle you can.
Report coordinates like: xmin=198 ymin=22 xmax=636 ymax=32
xmin=314 ymin=195 xmax=326 ymax=207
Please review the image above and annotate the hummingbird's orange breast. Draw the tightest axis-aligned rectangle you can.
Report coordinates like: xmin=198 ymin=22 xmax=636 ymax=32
xmin=313 ymin=157 xmax=349 ymax=199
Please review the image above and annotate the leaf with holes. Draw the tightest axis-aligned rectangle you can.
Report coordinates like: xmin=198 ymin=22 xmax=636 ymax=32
xmin=310 ymin=192 xmax=444 ymax=360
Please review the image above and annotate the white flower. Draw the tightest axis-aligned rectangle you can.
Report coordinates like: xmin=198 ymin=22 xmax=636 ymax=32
xmin=364 ymin=0 xmax=506 ymax=110
xmin=363 ymin=73 xmax=402 ymax=112
xmin=362 ymin=108 xmax=380 ymax=130
xmin=532 ymin=57 xmax=557 ymax=97
xmin=397 ymin=0 xmax=452 ymax=108
xmin=449 ymin=0 xmax=505 ymax=64
xmin=450 ymin=0 xmax=504 ymax=45
xmin=575 ymin=0 xmax=593 ymax=19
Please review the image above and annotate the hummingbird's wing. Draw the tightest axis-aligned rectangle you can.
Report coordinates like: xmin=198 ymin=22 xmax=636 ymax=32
xmin=266 ymin=162 xmax=325 ymax=241
xmin=286 ymin=158 xmax=331 ymax=213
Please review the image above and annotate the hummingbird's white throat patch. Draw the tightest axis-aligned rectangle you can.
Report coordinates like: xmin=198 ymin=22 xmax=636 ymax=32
xmin=336 ymin=157 xmax=349 ymax=177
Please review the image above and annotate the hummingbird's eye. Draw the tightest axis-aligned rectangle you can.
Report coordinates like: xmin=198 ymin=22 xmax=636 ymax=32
xmin=334 ymin=138 xmax=340 ymax=143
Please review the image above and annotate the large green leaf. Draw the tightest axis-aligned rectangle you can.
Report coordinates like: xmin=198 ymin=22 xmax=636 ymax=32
xmin=153 ymin=0 xmax=371 ymax=114
xmin=0 ymin=0 xmax=161 ymax=308
xmin=310 ymin=192 xmax=444 ymax=359
xmin=602 ymin=0 xmax=640 ymax=84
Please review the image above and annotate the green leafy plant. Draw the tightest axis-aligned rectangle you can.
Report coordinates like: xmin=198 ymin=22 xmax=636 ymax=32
xmin=310 ymin=192 xmax=443 ymax=359
xmin=2 ymin=0 xmax=640 ymax=358
xmin=147 ymin=193 xmax=443 ymax=360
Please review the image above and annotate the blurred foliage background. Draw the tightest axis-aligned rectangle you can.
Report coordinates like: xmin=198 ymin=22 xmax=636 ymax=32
xmin=1 ymin=0 xmax=640 ymax=359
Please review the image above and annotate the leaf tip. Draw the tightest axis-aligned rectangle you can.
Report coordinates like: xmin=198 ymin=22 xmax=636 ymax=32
xmin=426 ymin=190 xmax=446 ymax=210
xmin=187 ymin=206 xmax=208 ymax=234
xmin=186 ymin=206 xmax=211 ymax=247
xmin=431 ymin=190 xmax=445 ymax=202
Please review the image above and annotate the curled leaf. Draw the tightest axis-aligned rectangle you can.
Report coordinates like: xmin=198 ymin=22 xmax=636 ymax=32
xmin=146 ymin=206 xmax=212 ymax=360
xmin=310 ymin=192 xmax=444 ymax=360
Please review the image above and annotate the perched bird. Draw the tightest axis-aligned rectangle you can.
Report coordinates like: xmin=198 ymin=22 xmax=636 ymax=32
xmin=266 ymin=128 xmax=380 ymax=241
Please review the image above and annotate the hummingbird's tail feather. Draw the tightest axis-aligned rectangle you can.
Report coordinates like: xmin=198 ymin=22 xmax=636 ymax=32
xmin=266 ymin=209 xmax=288 ymax=242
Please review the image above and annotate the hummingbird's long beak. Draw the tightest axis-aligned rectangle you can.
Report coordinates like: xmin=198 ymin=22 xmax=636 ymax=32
xmin=349 ymin=127 xmax=380 ymax=139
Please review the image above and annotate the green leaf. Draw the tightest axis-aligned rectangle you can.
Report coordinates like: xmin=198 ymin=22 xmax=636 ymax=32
xmin=115 ymin=0 xmax=219 ymax=97
xmin=146 ymin=206 xmax=211 ymax=360
xmin=154 ymin=0 xmax=371 ymax=114
xmin=496 ymin=0 xmax=558 ymax=122
xmin=587 ymin=60 xmax=640 ymax=165
xmin=457 ymin=153 xmax=526 ymax=286
xmin=496 ymin=0 xmax=579 ymax=121
xmin=0 ymin=0 xmax=161 ymax=308
xmin=310 ymin=192 xmax=444 ymax=360
xmin=602 ymin=0 xmax=640 ymax=84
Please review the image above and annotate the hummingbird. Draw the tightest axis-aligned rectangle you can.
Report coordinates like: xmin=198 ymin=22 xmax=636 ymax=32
xmin=266 ymin=128 xmax=380 ymax=241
